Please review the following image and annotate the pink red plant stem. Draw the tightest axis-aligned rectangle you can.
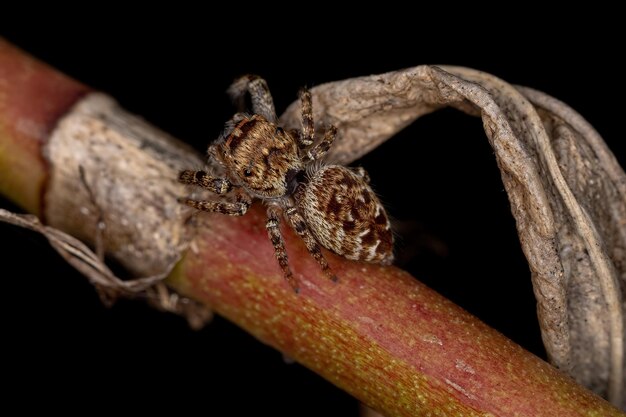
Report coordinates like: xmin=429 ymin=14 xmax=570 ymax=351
xmin=0 ymin=39 xmax=89 ymax=215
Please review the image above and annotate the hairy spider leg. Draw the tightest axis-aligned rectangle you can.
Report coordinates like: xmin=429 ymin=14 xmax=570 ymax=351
xmin=179 ymin=170 xmax=233 ymax=195
xmin=298 ymin=88 xmax=315 ymax=147
xmin=228 ymin=75 xmax=277 ymax=123
xmin=284 ymin=206 xmax=338 ymax=283
xmin=266 ymin=205 xmax=300 ymax=293
xmin=306 ymin=125 xmax=337 ymax=162
xmin=178 ymin=198 xmax=249 ymax=216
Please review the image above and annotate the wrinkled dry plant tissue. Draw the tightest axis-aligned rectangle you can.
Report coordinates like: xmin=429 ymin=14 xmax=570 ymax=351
xmin=0 ymin=39 xmax=624 ymax=414
xmin=282 ymin=66 xmax=626 ymax=407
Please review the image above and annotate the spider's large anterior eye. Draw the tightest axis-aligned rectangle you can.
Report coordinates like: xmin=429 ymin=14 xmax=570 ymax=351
xmin=275 ymin=127 xmax=284 ymax=135
xmin=244 ymin=169 xmax=253 ymax=177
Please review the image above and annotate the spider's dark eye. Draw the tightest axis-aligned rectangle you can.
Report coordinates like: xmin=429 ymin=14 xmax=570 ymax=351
xmin=243 ymin=169 xmax=253 ymax=177
xmin=275 ymin=127 xmax=284 ymax=135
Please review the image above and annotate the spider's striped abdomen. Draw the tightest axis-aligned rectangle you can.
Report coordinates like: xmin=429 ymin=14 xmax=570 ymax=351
xmin=296 ymin=166 xmax=394 ymax=265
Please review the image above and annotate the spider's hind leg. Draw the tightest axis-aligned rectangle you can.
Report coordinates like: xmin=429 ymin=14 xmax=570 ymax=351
xmin=284 ymin=206 xmax=338 ymax=283
xmin=353 ymin=166 xmax=370 ymax=184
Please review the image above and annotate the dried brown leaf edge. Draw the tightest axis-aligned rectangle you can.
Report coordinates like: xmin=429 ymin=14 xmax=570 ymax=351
xmin=281 ymin=65 xmax=626 ymax=407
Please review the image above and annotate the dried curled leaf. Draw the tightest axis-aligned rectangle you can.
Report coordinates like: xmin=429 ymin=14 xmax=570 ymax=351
xmin=281 ymin=65 xmax=626 ymax=407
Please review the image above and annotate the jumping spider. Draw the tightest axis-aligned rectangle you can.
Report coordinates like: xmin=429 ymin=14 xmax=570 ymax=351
xmin=179 ymin=75 xmax=393 ymax=292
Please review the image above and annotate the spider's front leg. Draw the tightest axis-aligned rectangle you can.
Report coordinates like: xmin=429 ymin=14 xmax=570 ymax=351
xmin=227 ymin=75 xmax=277 ymax=123
xmin=178 ymin=198 xmax=249 ymax=216
xmin=284 ymin=206 xmax=338 ymax=283
xmin=266 ymin=205 xmax=300 ymax=293
xmin=178 ymin=162 xmax=251 ymax=214
xmin=179 ymin=170 xmax=233 ymax=195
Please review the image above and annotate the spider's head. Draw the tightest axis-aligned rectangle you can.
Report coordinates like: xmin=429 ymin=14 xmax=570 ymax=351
xmin=217 ymin=114 xmax=303 ymax=198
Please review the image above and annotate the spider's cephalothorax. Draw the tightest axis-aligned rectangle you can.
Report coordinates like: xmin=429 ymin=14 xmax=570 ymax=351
xmin=179 ymin=75 xmax=393 ymax=292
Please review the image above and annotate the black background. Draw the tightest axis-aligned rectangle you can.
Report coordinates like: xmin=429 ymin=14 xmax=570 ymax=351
xmin=2 ymin=14 xmax=624 ymax=416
